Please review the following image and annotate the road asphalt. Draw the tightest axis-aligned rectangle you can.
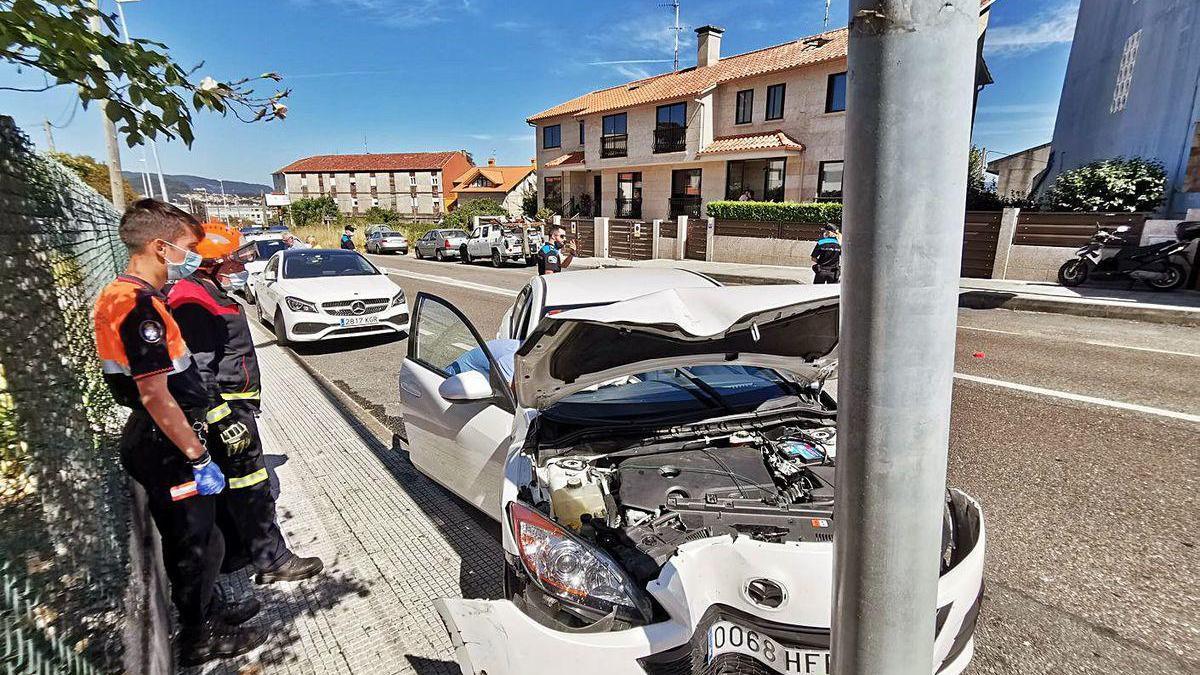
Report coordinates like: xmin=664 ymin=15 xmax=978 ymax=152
xmin=266 ymin=251 xmax=1198 ymax=674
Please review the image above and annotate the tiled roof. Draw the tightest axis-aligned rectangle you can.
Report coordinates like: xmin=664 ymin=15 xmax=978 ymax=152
xmin=275 ymin=151 xmax=464 ymax=174
xmin=698 ymin=130 xmax=805 ymax=156
xmin=544 ymin=151 xmax=585 ymax=167
xmin=527 ymin=28 xmax=848 ymax=123
xmin=451 ymin=165 xmax=536 ymax=194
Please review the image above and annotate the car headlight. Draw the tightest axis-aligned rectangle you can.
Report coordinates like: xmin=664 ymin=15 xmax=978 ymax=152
xmin=508 ymin=502 xmax=651 ymax=624
xmin=391 ymin=289 xmax=406 ymax=308
xmin=285 ymin=296 xmax=318 ymax=313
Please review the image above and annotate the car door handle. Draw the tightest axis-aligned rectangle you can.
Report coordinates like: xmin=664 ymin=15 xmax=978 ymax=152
xmin=400 ymin=381 xmax=422 ymax=398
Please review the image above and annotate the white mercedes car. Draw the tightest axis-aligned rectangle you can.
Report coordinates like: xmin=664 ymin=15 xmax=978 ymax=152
xmin=397 ymin=275 xmax=985 ymax=675
xmin=234 ymin=237 xmax=289 ymax=304
xmin=255 ymin=248 xmax=408 ymax=345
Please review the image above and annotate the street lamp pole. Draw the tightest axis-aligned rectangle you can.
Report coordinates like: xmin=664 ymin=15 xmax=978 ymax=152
xmin=115 ymin=0 xmax=169 ymax=202
xmin=832 ymin=1 xmax=976 ymax=674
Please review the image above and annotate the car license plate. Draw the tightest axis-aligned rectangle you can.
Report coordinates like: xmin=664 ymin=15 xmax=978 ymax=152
xmin=707 ymin=621 xmax=829 ymax=675
xmin=339 ymin=316 xmax=379 ymax=327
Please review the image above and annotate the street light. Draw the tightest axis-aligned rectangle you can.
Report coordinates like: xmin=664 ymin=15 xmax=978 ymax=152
xmin=115 ymin=0 xmax=169 ymax=202
xmin=137 ymin=156 xmax=153 ymax=198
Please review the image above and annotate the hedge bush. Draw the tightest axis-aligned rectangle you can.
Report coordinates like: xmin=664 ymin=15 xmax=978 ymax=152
xmin=706 ymin=200 xmax=842 ymax=224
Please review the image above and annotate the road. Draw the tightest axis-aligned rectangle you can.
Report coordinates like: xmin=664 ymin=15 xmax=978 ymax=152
xmin=273 ymin=252 xmax=1199 ymax=674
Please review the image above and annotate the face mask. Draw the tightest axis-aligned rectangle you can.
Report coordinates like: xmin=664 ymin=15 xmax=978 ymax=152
xmin=161 ymin=241 xmax=203 ymax=281
xmin=553 ymin=239 xmax=564 ymax=250
xmin=220 ymin=270 xmax=249 ymax=290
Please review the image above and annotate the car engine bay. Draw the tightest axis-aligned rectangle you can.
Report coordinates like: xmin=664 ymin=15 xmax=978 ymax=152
xmin=533 ymin=421 xmax=840 ymax=585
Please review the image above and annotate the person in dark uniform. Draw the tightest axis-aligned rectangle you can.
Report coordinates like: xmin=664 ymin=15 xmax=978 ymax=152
xmin=167 ymin=221 xmax=324 ymax=588
xmin=538 ymin=225 xmax=575 ymax=275
xmin=93 ymin=200 xmax=265 ymax=666
xmin=339 ymin=225 xmax=356 ymax=250
xmin=811 ymin=224 xmax=842 ymax=284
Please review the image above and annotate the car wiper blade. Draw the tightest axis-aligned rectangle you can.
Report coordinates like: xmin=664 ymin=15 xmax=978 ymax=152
xmin=673 ymin=367 xmax=735 ymax=413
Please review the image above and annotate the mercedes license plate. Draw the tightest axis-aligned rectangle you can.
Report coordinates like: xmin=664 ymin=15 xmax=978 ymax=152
xmin=339 ymin=316 xmax=379 ymax=327
xmin=707 ymin=621 xmax=829 ymax=675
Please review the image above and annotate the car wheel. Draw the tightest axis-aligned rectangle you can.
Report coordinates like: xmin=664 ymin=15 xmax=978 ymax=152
xmin=461 ymin=246 xmax=471 ymax=263
xmin=1057 ymin=259 xmax=1088 ymax=287
xmin=273 ymin=309 xmax=291 ymax=346
xmin=415 ymin=246 xmax=424 ymax=260
xmin=1146 ymin=263 xmax=1187 ymax=291
xmin=435 ymin=249 xmax=445 ymax=262
xmin=492 ymin=249 xmax=503 ymax=267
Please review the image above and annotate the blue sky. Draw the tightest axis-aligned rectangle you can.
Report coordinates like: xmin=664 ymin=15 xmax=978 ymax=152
xmin=1 ymin=0 xmax=1078 ymax=186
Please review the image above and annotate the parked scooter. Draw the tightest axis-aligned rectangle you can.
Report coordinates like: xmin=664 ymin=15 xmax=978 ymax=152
xmin=1057 ymin=221 xmax=1200 ymax=291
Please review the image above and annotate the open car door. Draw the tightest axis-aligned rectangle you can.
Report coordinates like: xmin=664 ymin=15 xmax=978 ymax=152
xmin=397 ymin=292 xmax=516 ymax=519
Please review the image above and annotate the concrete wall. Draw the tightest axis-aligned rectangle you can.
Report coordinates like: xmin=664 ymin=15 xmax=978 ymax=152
xmin=710 ymin=235 xmax=819 ymax=267
xmin=1004 ymin=245 xmax=1078 ymax=282
xmin=1043 ymin=0 xmax=1200 ymax=216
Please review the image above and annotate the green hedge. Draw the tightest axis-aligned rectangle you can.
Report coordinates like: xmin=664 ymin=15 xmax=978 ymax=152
xmin=706 ymin=200 xmax=842 ymax=224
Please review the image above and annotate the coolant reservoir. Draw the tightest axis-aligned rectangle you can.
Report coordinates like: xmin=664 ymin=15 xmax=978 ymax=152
xmin=548 ymin=462 xmax=606 ymax=530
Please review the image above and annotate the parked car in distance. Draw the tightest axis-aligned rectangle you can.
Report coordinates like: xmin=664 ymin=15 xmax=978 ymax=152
xmin=235 ymin=237 xmax=290 ymax=304
xmin=414 ymin=228 xmax=469 ymax=261
xmin=255 ymin=249 xmax=408 ymax=345
xmin=461 ymin=220 xmax=544 ymax=267
xmin=397 ymin=278 xmax=985 ymax=675
xmin=365 ymin=229 xmax=409 ymax=254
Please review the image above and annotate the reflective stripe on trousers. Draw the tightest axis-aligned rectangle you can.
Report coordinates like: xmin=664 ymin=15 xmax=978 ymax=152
xmin=227 ymin=468 xmax=268 ymax=489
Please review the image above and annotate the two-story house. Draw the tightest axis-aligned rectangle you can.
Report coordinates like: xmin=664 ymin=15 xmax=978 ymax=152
xmin=529 ymin=12 xmax=995 ymax=222
xmin=450 ymin=158 xmax=538 ymax=218
xmin=272 ymin=151 xmax=474 ymax=221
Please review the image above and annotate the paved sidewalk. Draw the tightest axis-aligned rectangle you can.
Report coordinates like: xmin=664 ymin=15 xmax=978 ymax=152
xmin=188 ymin=328 xmax=502 ymax=675
xmin=570 ymin=257 xmax=1200 ymax=325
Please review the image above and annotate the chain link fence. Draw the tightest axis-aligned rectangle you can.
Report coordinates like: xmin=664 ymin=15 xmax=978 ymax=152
xmin=0 ymin=116 xmax=144 ymax=673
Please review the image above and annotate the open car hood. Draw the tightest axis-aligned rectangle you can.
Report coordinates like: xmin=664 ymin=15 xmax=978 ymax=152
xmin=514 ymin=284 xmax=839 ymax=409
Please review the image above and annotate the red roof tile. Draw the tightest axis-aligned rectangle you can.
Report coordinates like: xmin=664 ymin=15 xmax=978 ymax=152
xmin=544 ymin=151 xmax=585 ymax=167
xmin=698 ymin=130 xmax=805 ymax=156
xmin=276 ymin=151 xmax=465 ymax=174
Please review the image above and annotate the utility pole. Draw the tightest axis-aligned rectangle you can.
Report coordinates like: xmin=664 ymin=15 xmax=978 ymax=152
xmin=832 ymin=1 xmax=976 ymax=674
xmin=89 ymin=1 xmax=126 ymax=212
xmin=116 ymin=0 xmax=168 ymax=202
xmin=43 ymin=119 xmax=56 ymax=153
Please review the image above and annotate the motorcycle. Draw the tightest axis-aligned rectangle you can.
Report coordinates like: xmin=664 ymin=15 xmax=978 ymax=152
xmin=1057 ymin=221 xmax=1200 ymax=291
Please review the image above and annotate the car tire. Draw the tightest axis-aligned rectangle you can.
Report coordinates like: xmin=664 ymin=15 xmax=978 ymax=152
xmin=435 ymin=249 xmax=445 ymax=262
xmin=492 ymin=249 xmax=503 ymax=268
xmin=274 ymin=309 xmax=291 ymax=347
xmin=415 ymin=247 xmax=424 ymax=260
xmin=461 ymin=246 xmax=471 ymax=263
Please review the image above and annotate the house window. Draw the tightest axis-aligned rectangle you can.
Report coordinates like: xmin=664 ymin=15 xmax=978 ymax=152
xmin=735 ymin=89 xmax=753 ymax=124
xmin=616 ymin=171 xmax=642 ymax=218
xmin=670 ymin=168 xmax=702 ymax=218
xmin=472 ymin=176 xmax=491 ymax=188
xmin=543 ymin=124 xmax=562 ymax=149
xmin=818 ymin=161 xmax=844 ymax=201
xmin=725 ymin=158 xmax=786 ymax=202
xmin=826 ymin=72 xmax=847 ymax=113
xmin=1111 ymin=30 xmax=1140 ymax=114
xmin=544 ymin=176 xmax=563 ymax=212
xmin=601 ymin=113 xmax=628 ymax=158
xmin=766 ymin=83 xmax=786 ymax=120
xmin=654 ymin=102 xmax=687 ymax=153
xmin=579 ymin=120 xmax=585 ymax=145
xmin=410 ymin=172 xmax=417 ymax=186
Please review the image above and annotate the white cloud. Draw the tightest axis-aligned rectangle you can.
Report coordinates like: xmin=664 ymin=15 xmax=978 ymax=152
xmin=613 ymin=64 xmax=652 ymax=80
xmin=292 ymin=0 xmax=473 ymax=27
xmin=986 ymin=0 xmax=1079 ymax=55
xmin=466 ymin=133 xmax=494 ymax=140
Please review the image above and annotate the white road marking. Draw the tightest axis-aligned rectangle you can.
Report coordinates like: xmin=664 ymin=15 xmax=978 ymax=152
xmin=954 ymin=373 xmax=1200 ymax=423
xmin=381 ymin=268 xmax=519 ymax=297
xmin=959 ymin=325 xmax=1199 ymax=358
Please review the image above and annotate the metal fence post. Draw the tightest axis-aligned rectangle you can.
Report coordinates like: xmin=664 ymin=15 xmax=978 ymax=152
xmin=833 ymin=2 xmax=977 ymax=674
xmin=595 ymin=216 xmax=609 ymax=259
xmin=676 ymin=216 xmax=688 ymax=260
xmin=652 ymin=219 xmax=662 ymax=259
xmin=992 ymin=207 xmax=1020 ymax=279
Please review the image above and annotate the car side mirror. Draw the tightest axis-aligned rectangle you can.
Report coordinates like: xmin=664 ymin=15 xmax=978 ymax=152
xmin=438 ymin=370 xmax=494 ymax=402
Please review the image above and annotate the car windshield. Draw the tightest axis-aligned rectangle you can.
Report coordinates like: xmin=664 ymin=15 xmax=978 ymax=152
xmin=377 ymin=231 xmax=402 ymax=237
xmin=283 ymin=251 xmax=379 ymax=279
xmin=440 ymin=230 xmax=467 ymax=238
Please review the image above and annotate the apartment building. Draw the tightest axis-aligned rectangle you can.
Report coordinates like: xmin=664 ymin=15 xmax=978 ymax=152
xmin=272 ymin=151 xmax=474 ymax=221
xmin=529 ymin=10 xmax=995 ymax=221
xmin=450 ymin=158 xmax=537 ymax=218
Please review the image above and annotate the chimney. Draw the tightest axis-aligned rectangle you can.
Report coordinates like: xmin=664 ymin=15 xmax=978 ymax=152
xmin=487 ymin=157 xmax=496 ymax=166
xmin=695 ymin=25 xmax=724 ymax=68
xmin=530 ymin=158 xmax=537 ymax=166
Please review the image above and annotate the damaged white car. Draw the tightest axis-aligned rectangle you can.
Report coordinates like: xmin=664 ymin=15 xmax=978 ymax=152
xmin=397 ymin=282 xmax=985 ymax=675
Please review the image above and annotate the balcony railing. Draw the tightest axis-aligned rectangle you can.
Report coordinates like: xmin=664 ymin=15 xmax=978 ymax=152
xmin=654 ymin=126 xmax=687 ymax=154
xmin=615 ymin=197 xmax=642 ymax=219
xmin=601 ymin=134 xmax=628 ymax=158
xmin=668 ymin=195 xmax=702 ymax=218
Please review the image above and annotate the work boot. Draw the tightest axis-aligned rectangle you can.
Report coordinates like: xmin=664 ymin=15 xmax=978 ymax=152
xmin=178 ymin=621 xmax=267 ymax=667
xmin=213 ymin=590 xmax=261 ymax=626
xmin=255 ymin=553 xmax=324 ymax=584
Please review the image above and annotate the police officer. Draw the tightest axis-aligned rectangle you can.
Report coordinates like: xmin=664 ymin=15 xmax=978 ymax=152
xmin=538 ymin=225 xmax=575 ymax=275
xmin=811 ymin=224 xmax=842 ymax=284
xmin=339 ymin=225 xmax=356 ymax=250
xmin=93 ymin=200 xmax=264 ymax=666
xmin=167 ymin=221 xmax=324 ymax=586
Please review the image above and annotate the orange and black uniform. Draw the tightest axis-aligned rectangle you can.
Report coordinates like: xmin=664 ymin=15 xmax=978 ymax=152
xmin=167 ymin=277 xmax=289 ymax=573
xmin=94 ymin=274 xmax=224 ymax=627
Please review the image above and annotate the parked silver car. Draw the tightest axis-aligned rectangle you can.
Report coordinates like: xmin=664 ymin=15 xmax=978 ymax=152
xmin=365 ymin=229 xmax=409 ymax=254
xmin=414 ymin=228 xmax=469 ymax=261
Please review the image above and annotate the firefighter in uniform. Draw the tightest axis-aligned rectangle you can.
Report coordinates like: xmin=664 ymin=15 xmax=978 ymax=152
xmin=810 ymin=224 xmax=843 ymax=284
xmin=538 ymin=224 xmax=575 ymax=275
xmin=168 ymin=221 xmax=324 ymax=585
xmin=93 ymin=200 xmax=264 ymax=666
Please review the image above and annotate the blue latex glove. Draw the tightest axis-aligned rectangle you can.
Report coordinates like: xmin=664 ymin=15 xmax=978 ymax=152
xmin=191 ymin=453 xmax=226 ymax=495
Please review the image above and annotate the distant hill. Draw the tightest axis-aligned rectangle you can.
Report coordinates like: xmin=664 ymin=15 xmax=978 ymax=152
xmin=121 ymin=172 xmax=272 ymax=197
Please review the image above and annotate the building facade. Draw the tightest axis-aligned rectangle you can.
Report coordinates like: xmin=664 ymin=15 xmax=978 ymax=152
xmin=206 ymin=203 xmax=268 ymax=225
xmin=1041 ymin=0 xmax=1200 ymax=217
xmin=450 ymin=159 xmax=537 ymax=218
xmin=987 ymin=143 xmax=1051 ymax=200
xmin=529 ymin=9 xmax=994 ymax=222
xmin=272 ymin=151 xmax=474 ymax=221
